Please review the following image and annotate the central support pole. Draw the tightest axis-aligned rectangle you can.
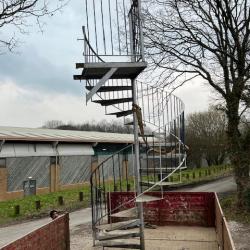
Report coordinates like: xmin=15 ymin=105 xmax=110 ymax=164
xmin=132 ymin=78 xmax=145 ymax=250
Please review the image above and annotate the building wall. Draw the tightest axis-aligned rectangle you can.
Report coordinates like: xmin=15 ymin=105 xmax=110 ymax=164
xmin=0 ymin=145 xmax=133 ymax=201
xmin=7 ymin=157 xmax=50 ymax=191
xmin=59 ymin=155 xmax=92 ymax=185
xmin=0 ymin=155 xmax=93 ymax=201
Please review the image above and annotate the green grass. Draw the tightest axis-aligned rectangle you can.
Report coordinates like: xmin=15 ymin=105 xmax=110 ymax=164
xmin=220 ymin=192 xmax=250 ymax=224
xmin=143 ymin=164 xmax=233 ymax=184
xmin=0 ymin=185 xmax=91 ymax=226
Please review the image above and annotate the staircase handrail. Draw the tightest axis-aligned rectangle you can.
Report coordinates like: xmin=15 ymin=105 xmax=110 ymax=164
xmin=82 ymin=26 xmax=105 ymax=63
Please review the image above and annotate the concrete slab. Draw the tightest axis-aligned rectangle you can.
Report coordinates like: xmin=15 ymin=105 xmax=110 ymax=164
xmin=101 ymin=225 xmax=219 ymax=250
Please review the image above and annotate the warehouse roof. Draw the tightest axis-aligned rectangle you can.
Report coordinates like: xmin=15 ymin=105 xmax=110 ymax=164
xmin=0 ymin=126 xmax=134 ymax=144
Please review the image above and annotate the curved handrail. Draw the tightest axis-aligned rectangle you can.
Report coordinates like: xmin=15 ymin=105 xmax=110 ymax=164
xmin=90 ymin=144 xmax=132 ymax=180
xmin=91 ymin=150 xmax=187 ymax=229
xmin=90 ymin=144 xmax=134 ymax=230
xmin=82 ymin=26 xmax=105 ymax=63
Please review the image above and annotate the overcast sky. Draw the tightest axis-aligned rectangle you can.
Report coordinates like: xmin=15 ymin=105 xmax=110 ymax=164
xmin=0 ymin=1 xmax=214 ymax=128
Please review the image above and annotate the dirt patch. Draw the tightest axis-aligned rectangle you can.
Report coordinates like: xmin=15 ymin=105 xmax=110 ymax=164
xmin=70 ymin=223 xmax=101 ymax=250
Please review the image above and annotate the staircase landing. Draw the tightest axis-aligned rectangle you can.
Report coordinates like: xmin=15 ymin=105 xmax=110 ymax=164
xmin=74 ymin=62 xmax=147 ymax=80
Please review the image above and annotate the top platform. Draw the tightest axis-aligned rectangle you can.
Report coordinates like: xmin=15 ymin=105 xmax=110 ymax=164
xmin=74 ymin=62 xmax=147 ymax=80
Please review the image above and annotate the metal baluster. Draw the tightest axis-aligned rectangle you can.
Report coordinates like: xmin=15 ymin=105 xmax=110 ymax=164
xmin=108 ymin=0 xmax=114 ymax=55
xmin=116 ymin=0 xmax=121 ymax=54
xmin=92 ymin=0 xmax=98 ymax=54
xmin=118 ymin=153 xmax=122 ymax=191
xmin=100 ymin=0 xmax=107 ymax=54
xmin=112 ymin=155 xmax=116 ymax=190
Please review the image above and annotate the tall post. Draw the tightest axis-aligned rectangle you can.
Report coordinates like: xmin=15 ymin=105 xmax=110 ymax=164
xmin=132 ymin=79 xmax=145 ymax=250
xmin=130 ymin=0 xmax=145 ymax=249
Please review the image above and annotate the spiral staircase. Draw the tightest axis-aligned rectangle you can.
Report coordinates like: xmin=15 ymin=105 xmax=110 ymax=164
xmin=74 ymin=0 xmax=187 ymax=249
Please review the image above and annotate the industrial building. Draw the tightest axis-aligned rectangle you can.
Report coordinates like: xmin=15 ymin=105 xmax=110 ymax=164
xmin=0 ymin=126 xmax=134 ymax=201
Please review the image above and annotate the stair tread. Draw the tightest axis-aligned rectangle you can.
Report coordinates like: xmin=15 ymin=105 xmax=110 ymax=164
xmin=110 ymin=207 xmax=137 ymax=218
xmin=85 ymin=85 xmax=132 ymax=92
xmin=140 ymin=167 xmax=186 ymax=172
xmin=95 ymin=219 xmax=140 ymax=231
xmin=125 ymin=121 xmax=134 ymax=125
xmin=140 ymin=181 xmax=180 ymax=186
xmin=97 ymin=231 xmax=140 ymax=241
xmin=103 ymin=229 xmax=139 ymax=235
xmin=143 ymin=142 xmax=176 ymax=147
xmin=95 ymin=240 xmax=141 ymax=249
xmin=136 ymin=194 xmax=162 ymax=203
xmin=108 ymin=110 xmax=133 ymax=117
xmin=142 ymin=153 xmax=185 ymax=159
xmin=74 ymin=62 xmax=147 ymax=80
xmin=93 ymin=98 xmax=133 ymax=106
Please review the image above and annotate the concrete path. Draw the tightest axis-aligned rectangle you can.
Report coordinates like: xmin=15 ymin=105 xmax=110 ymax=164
xmin=0 ymin=208 xmax=92 ymax=248
xmin=177 ymin=176 xmax=237 ymax=193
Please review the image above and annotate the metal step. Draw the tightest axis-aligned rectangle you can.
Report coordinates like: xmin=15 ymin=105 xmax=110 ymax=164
xmin=143 ymin=142 xmax=176 ymax=147
xmin=95 ymin=240 xmax=141 ymax=249
xmin=140 ymin=168 xmax=172 ymax=174
xmin=136 ymin=194 xmax=162 ymax=203
xmin=74 ymin=62 xmax=147 ymax=80
xmin=140 ymin=167 xmax=186 ymax=173
xmin=95 ymin=219 xmax=140 ymax=231
xmin=110 ymin=207 xmax=137 ymax=218
xmin=93 ymin=98 xmax=133 ymax=106
xmin=107 ymin=110 xmax=133 ymax=117
xmin=97 ymin=230 xmax=140 ymax=241
xmin=140 ymin=181 xmax=180 ymax=187
xmin=85 ymin=85 xmax=132 ymax=92
xmin=125 ymin=121 xmax=133 ymax=125
xmin=139 ymin=134 xmax=155 ymax=138
xmin=142 ymin=153 xmax=185 ymax=159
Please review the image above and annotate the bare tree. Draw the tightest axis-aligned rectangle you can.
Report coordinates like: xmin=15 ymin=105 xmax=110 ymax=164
xmin=42 ymin=119 xmax=135 ymax=134
xmin=143 ymin=0 xmax=250 ymax=206
xmin=42 ymin=120 xmax=64 ymax=129
xmin=186 ymin=107 xmax=227 ymax=167
xmin=0 ymin=0 xmax=68 ymax=52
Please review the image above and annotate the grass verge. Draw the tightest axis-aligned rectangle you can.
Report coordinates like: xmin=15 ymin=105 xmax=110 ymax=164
xmin=220 ymin=192 xmax=250 ymax=224
xmin=0 ymin=185 xmax=90 ymax=226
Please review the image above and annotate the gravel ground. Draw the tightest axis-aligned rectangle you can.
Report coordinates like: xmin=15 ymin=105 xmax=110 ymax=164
xmin=228 ymin=221 xmax=250 ymax=250
xmin=70 ymin=223 xmax=101 ymax=250
xmin=71 ymin=221 xmax=250 ymax=250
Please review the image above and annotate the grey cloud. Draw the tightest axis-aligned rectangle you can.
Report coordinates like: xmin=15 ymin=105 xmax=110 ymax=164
xmin=0 ymin=46 xmax=81 ymax=95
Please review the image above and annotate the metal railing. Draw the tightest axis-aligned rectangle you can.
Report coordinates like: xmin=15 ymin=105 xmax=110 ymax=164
xmin=82 ymin=0 xmax=144 ymax=62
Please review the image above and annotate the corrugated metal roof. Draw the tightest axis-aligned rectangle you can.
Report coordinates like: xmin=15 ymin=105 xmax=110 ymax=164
xmin=0 ymin=126 xmax=134 ymax=144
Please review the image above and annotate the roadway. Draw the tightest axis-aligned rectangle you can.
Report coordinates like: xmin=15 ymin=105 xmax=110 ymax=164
xmin=177 ymin=176 xmax=237 ymax=193
xmin=0 ymin=176 xmax=236 ymax=248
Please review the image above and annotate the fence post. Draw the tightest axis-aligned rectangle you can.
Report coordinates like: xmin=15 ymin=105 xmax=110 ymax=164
xmin=14 ymin=205 xmax=20 ymax=215
xmin=79 ymin=192 xmax=83 ymax=202
xmin=35 ymin=200 xmax=41 ymax=210
xmin=58 ymin=196 xmax=64 ymax=206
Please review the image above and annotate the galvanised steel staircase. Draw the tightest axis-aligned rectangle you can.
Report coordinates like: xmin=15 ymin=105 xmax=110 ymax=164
xmin=74 ymin=1 xmax=187 ymax=249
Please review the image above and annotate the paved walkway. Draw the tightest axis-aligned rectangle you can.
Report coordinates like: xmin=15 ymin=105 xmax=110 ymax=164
xmin=0 ymin=208 xmax=92 ymax=248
